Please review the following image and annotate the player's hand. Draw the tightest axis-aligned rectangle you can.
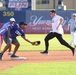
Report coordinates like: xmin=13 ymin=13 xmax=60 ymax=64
xmin=45 ymin=22 xmax=52 ymax=26
xmin=56 ymin=26 xmax=60 ymax=30
xmin=45 ymin=22 xmax=49 ymax=26
xmin=31 ymin=42 xmax=35 ymax=45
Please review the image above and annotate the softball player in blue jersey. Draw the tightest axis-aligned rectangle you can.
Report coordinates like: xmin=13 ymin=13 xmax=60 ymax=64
xmin=0 ymin=18 xmax=15 ymax=55
xmin=0 ymin=22 xmax=34 ymax=60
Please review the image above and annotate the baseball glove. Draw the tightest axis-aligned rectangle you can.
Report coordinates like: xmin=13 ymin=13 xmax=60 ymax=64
xmin=33 ymin=41 xmax=41 ymax=46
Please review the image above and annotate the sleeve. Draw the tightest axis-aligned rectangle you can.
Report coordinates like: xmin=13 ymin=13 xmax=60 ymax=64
xmin=21 ymin=31 xmax=25 ymax=37
xmin=58 ymin=16 xmax=64 ymax=20
xmin=51 ymin=15 xmax=63 ymax=25
xmin=12 ymin=24 xmax=19 ymax=30
xmin=0 ymin=28 xmax=7 ymax=35
xmin=8 ymin=24 xmax=11 ymax=27
xmin=2 ymin=23 xmax=10 ymax=29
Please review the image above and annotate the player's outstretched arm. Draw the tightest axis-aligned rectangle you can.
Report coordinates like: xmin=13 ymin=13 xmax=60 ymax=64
xmin=21 ymin=36 xmax=34 ymax=45
xmin=67 ymin=23 xmax=70 ymax=31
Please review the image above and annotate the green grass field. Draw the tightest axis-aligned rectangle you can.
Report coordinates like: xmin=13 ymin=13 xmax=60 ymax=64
xmin=0 ymin=34 xmax=76 ymax=75
xmin=0 ymin=62 xmax=76 ymax=75
xmin=1 ymin=34 xmax=73 ymax=51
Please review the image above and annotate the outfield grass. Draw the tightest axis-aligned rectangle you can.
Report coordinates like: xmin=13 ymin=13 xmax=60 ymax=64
xmin=1 ymin=34 xmax=72 ymax=51
xmin=0 ymin=62 xmax=76 ymax=75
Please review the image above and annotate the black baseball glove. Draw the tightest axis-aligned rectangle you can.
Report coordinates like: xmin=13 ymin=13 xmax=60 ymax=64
xmin=33 ymin=41 xmax=41 ymax=46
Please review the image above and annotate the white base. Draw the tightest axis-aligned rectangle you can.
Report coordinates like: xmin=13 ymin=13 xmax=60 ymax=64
xmin=11 ymin=57 xmax=27 ymax=60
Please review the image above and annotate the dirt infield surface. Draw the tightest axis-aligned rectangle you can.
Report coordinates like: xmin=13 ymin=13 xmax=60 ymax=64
xmin=0 ymin=51 xmax=76 ymax=72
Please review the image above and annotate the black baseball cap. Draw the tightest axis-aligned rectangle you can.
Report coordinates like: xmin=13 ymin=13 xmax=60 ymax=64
xmin=19 ymin=22 xmax=27 ymax=26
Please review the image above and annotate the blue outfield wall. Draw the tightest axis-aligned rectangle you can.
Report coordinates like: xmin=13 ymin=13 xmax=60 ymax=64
xmin=0 ymin=11 xmax=26 ymax=23
xmin=0 ymin=10 xmax=76 ymax=34
xmin=25 ymin=10 xmax=76 ymax=34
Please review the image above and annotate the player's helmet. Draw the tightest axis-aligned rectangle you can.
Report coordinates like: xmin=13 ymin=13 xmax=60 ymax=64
xmin=72 ymin=13 xmax=76 ymax=17
xmin=10 ymin=18 xmax=15 ymax=22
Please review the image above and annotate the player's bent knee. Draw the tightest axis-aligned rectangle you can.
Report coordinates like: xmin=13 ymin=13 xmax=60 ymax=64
xmin=14 ymin=43 xmax=20 ymax=47
xmin=6 ymin=43 xmax=11 ymax=47
xmin=17 ymin=43 xmax=20 ymax=47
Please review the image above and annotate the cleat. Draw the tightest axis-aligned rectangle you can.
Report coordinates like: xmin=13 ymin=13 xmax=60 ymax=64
xmin=0 ymin=53 xmax=3 ymax=60
xmin=11 ymin=55 xmax=26 ymax=60
xmin=40 ymin=51 xmax=48 ymax=54
xmin=72 ymin=48 xmax=76 ymax=56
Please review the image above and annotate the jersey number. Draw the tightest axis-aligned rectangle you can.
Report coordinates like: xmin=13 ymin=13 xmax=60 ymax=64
xmin=15 ymin=30 xmax=22 ymax=36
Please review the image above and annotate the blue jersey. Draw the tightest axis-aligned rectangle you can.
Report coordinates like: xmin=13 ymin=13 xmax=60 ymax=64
xmin=68 ymin=19 xmax=76 ymax=32
xmin=0 ymin=22 xmax=10 ymax=35
xmin=10 ymin=24 xmax=25 ymax=39
xmin=0 ymin=28 xmax=7 ymax=35
xmin=2 ymin=22 xmax=10 ymax=29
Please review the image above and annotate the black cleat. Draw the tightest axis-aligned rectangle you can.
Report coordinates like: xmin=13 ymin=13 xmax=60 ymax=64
xmin=0 ymin=53 xmax=3 ymax=60
xmin=11 ymin=55 xmax=19 ymax=58
xmin=11 ymin=55 xmax=26 ymax=60
xmin=72 ymin=48 xmax=76 ymax=56
xmin=40 ymin=51 xmax=48 ymax=54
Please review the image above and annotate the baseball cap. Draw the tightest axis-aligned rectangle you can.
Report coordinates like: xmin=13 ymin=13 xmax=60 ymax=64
xmin=10 ymin=18 xmax=15 ymax=22
xmin=19 ymin=22 xmax=27 ymax=26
